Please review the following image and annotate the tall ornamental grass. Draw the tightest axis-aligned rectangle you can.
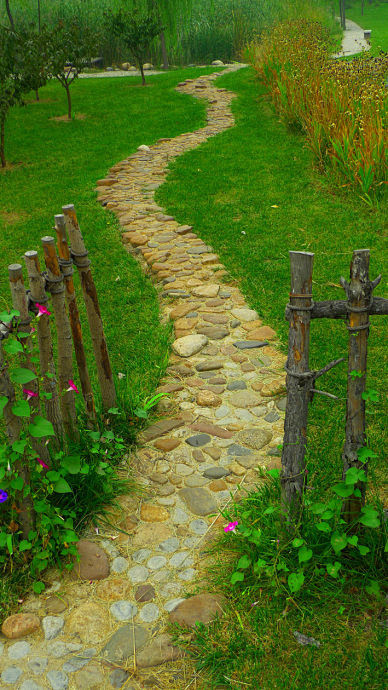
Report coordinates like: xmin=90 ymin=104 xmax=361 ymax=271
xmin=247 ymin=19 xmax=387 ymax=201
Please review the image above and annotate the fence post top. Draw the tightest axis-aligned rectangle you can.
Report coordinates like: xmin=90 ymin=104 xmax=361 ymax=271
xmin=41 ymin=236 xmax=55 ymax=245
xmin=8 ymin=263 xmax=23 ymax=276
xmin=62 ymin=204 xmax=75 ymax=213
xmin=289 ymin=251 xmax=314 ymax=257
xmin=24 ymin=250 xmax=38 ymax=258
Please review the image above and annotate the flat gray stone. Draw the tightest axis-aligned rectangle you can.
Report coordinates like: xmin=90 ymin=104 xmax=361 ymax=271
xmin=226 ymin=380 xmax=247 ymax=391
xmin=47 ymin=670 xmax=69 ymax=690
xmin=20 ymin=682 xmax=44 ymax=690
xmin=190 ymin=519 xmax=208 ymax=535
xmin=110 ymin=669 xmax=130 ymax=688
xmin=147 ymin=556 xmax=167 ymax=570
xmin=238 ymin=429 xmax=272 ymax=450
xmin=1 ymin=666 xmax=23 ymax=684
xmin=195 ymin=360 xmax=224 ymax=372
xmin=197 ymin=326 xmax=229 ymax=340
xmin=46 ymin=641 xmax=82 ymax=658
xmin=215 ymin=404 xmax=230 ymax=418
xmin=178 ymin=568 xmax=197 ymax=581
xmin=227 ymin=443 xmax=253 ymax=456
xmin=172 ymin=334 xmax=208 ymax=358
xmin=185 ymin=475 xmax=208 ymax=487
xmin=111 ymin=557 xmax=129 ymax=573
xmin=230 ymin=390 xmax=260 ymax=408
xmin=139 ymin=603 xmax=160 ymax=623
xmin=127 ymin=565 xmax=149 ymax=584
xmin=110 ymin=601 xmax=138 ymax=621
xmin=28 ymin=657 xmax=48 ymax=674
xmin=264 ymin=411 xmax=280 ymax=423
xmin=203 ymin=466 xmax=230 ymax=479
xmin=172 ymin=507 xmax=189 ymax=524
xmin=231 ymin=308 xmax=258 ymax=322
xmin=233 ymin=341 xmax=268 ymax=349
xmin=164 ymin=598 xmax=186 ymax=612
xmin=159 ymin=537 xmax=180 ymax=553
xmin=62 ymin=648 xmax=96 ymax=672
xmin=132 ymin=549 xmax=151 ymax=563
xmin=185 ymin=434 xmax=211 ymax=447
xmin=276 ymin=397 xmax=287 ymax=411
xmin=169 ymin=551 xmax=193 ymax=568
xmin=101 ymin=624 xmax=148 ymax=664
xmin=235 ymin=456 xmax=257 ymax=469
xmin=42 ymin=616 xmax=64 ymax=640
xmin=8 ymin=641 xmax=31 ymax=659
xmin=179 ymin=487 xmax=217 ymax=515
xmin=230 ymin=319 xmax=240 ymax=328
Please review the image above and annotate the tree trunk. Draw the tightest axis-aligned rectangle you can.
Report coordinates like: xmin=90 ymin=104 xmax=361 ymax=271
xmin=35 ymin=89 xmax=39 ymax=102
xmin=24 ymin=250 xmax=64 ymax=443
xmin=139 ymin=62 xmax=146 ymax=86
xmin=65 ymin=82 xmax=72 ymax=119
xmin=37 ymin=0 xmax=41 ymax=32
xmin=5 ymin=0 xmax=15 ymax=30
xmin=1 ymin=117 xmax=6 ymax=168
xmin=341 ymin=250 xmax=378 ymax=524
xmin=160 ymin=31 xmax=169 ymax=69
xmin=62 ymin=204 xmax=116 ymax=411
xmin=281 ymin=251 xmax=314 ymax=526
xmin=54 ymin=214 xmax=95 ymax=422
xmin=41 ymin=237 xmax=79 ymax=440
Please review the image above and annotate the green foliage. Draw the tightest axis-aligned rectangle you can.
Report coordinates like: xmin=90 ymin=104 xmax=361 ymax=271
xmin=106 ymin=6 xmax=162 ymax=83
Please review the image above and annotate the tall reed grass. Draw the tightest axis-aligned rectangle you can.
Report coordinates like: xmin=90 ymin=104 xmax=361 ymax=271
xmin=247 ymin=19 xmax=387 ymax=200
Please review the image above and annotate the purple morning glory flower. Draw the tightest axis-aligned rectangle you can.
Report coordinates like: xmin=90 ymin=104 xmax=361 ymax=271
xmin=0 ymin=490 xmax=9 ymax=503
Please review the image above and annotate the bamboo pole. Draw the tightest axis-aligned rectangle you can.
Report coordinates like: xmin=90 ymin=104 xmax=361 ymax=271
xmin=62 ymin=204 xmax=116 ymax=411
xmin=8 ymin=264 xmax=51 ymax=467
xmin=24 ymin=250 xmax=64 ymax=442
xmin=54 ymin=214 xmax=95 ymax=421
xmin=281 ymin=251 xmax=314 ymax=525
xmin=41 ymin=237 xmax=79 ymax=440
xmin=340 ymin=249 xmax=381 ymax=523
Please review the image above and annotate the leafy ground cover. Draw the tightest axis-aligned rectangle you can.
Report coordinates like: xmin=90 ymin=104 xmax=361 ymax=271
xmin=0 ymin=66 xmax=222 ymax=618
xmin=347 ymin=0 xmax=388 ymax=53
xmin=159 ymin=66 xmax=387 ymax=687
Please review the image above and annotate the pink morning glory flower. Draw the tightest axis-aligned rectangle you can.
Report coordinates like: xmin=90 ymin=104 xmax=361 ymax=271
xmin=36 ymin=303 xmax=51 ymax=318
xmin=37 ymin=458 xmax=49 ymax=469
xmin=23 ymin=389 xmax=38 ymax=401
xmin=224 ymin=521 xmax=239 ymax=533
xmin=0 ymin=490 xmax=9 ymax=503
xmin=66 ymin=379 xmax=79 ymax=393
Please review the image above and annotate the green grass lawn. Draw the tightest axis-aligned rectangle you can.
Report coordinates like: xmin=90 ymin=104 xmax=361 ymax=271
xmin=346 ymin=0 xmax=388 ymax=53
xmin=0 ymin=67 xmax=222 ymax=410
xmin=159 ymin=67 xmax=387 ymax=688
xmin=0 ymin=66 xmax=224 ymax=618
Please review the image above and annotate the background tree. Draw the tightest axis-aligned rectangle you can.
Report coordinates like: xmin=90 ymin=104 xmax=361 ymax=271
xmin=147 ymin=0 xmax=193 ymax=69
xmin=45 ymin=22 xmax=97 ymax=119
xmin=339 ymin=0 xmax=346 ymax=29
xmin=19 ymin=27 xmax=49 ymax=101
xmin=108 ymin=7 xmax=162 ymax=86
xmin=0 ymin=26 xmax=26 ymax=167
xmin=4 ymin=0 xmax=14 ymax=30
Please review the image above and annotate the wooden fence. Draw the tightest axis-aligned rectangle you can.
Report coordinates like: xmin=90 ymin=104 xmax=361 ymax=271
xmin=0 ymin=204 xmax=116 ymax=445
xmin=281 ymin=249 xmax=387 ymax=524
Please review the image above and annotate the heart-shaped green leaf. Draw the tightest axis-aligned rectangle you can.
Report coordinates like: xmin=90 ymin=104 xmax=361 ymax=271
xmin=331 ymin=532 xmax=348 ymax=554
xmin=230 ymin=571 xmax=244 ymax=585
xmin=12 ymin=400 xmax=31 ymax=418
xmin=288 ymin=571 xmax=304 ymax=593
xmin=29 ymin=416 xmax=55 ymax=438
xmin=237 ymin=555 xmax=251 ymax=570
xmin=292 ymin=538 xmax=304 ymax=548
xmin=298 ymin=546 xmax=313 ymax=564
xmin=316 ymin=522 xmax=331 ymax=532
xmin=326 ymin=561 xmax=341 ymax=578
xmin=62 ymin=455 xmax=81 ymax=475
xmin=3 ymin=339 xmax=23 ymax=355
xmin=53 ymin=478 xmax=72 ymax=494
xmin=10 ymin=368 xmax=37 ymax=385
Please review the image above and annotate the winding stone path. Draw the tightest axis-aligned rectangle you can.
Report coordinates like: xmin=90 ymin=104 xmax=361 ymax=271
xmin=333 ymin=17 xmax=371 ymax=58
xmin=0 ymin=65 xmax=287 ymax=689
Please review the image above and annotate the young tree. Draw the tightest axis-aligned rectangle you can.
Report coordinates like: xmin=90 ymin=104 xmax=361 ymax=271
xmin=107 ymin=7 xmax=162 ymax=86
xmin=4 ymin=0 xmax=15 ymax=30
xmin=19 ymin=27 xmax=49 ymax=101
xmin=0 ymin=26 xmax=25 ymax=167
xmin=45 ymin=22 xmax=97 ymax=119
xmin=339 ymin=0 xmax=346 ymax=30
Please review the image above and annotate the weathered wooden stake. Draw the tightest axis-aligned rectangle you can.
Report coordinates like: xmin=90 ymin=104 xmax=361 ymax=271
xmin=41 ymin=237 xmax=79 ymax=440
xmin=8 ymin=264 xmax=51 ymax=467
xmin=62 ymin=204 xmax=116 ymax=411
xmin=340 ymin=249 xmax=381 ymax=523
xmin=0 ymin=339 xmax=34 ymax=539
xmin=24 ymin=250 xmax=64 ymax=442
xmin=281 ymin=251 xmax=314 ymax=524
xmin=54 ymin=214 xmax=95 ymax=421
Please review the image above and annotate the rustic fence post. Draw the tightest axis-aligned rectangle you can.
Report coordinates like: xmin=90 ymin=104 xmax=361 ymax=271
xmin=41 ymin=237 xmax=79 ymax=440
xmin=340 ymin=249 xmax=381 ymax=523
xmin=62 ymin=204 xmax=116 ymax=411
xmin=8 ymin=264 xmax=51 ymax=467
xmin=0 ymin=339 xmax=34 ymax=539
xmin=54 ymin=214 xmax=95 ymax=421
xmin=24 ymin=250 xmax=64 ymax=442
xmin=281 ymin=251 xmax=314 ymax=524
